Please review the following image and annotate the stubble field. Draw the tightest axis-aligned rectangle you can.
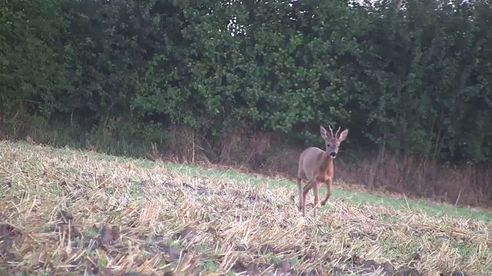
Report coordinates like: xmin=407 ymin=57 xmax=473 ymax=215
xmin=0 ymin=140 xmax=491 ymax=275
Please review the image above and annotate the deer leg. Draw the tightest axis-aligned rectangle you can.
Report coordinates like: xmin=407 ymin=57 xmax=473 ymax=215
xmin=297 ymin=178 xmax=303 ymax=211
xmin=302 ymin=180 xmax=314 ymax=217
xmin=321 ymin=178 xmax=333 ymax=206
xmin=313 ymin=181 xmax=320 ymax=216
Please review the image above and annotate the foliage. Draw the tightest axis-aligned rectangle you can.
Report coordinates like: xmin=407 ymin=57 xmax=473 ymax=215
xmin=0 ymin=0 xmax=69 ymax=115
xmin=1 ymin=0 xmax=491 ymax=163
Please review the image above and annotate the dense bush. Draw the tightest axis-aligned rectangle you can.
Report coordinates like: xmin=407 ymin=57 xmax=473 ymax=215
xmin=0 ymin=0 xmax=69 ymax=116
xmin=1 ymin=0 xmax=491 ymax=163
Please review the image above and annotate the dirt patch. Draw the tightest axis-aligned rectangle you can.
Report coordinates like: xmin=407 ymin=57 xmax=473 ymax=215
xmin=449 ymin=272 xmax=468 ymax=276
xmin=339 ymin=255 xmax=419 ymax=276
xmin=231 ymin=258 xmax=270 ymax=275
xmin=173 ymin=226 xmax=197 ymax=240
xmin=54 ymin=210 xmax=80 ymax=238
xmin=99 ymin=224 xmax=120 ymax=246
xmin=0 ymin=223 xmax=20 ymax=257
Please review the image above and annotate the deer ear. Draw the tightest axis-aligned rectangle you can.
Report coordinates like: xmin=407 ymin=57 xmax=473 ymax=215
xmin=338 ymin=129 xmax=349 ymax=141
xmin=320 ymin=125 xmax=328 ymax=139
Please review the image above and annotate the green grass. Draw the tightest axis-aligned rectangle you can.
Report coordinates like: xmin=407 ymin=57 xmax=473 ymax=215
xmin=142 ymin=160 xmax=492 ymax=223
xmin=331 ymin=189 xmax=492 ymax=222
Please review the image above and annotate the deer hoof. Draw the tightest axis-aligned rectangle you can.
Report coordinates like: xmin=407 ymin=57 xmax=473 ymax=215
xmin=321 ymin=200 xmax=327 ymax=206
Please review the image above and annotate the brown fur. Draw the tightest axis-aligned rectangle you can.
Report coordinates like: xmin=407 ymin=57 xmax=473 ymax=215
xmin=297 ymin=125 xmax=348 ymax=216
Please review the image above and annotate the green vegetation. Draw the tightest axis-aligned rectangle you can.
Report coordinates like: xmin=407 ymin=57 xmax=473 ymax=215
xmin=2 ymin=0 xmax=491 ymax=207
xmin=1 ymin=0 xmax=491 ymax=163
xmin=1 ymin=1 xmax=492 ymax=271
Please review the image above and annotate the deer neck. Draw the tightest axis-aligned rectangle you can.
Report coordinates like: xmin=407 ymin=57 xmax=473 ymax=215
xmin=321 ymin=152 xmax=334 ymax=175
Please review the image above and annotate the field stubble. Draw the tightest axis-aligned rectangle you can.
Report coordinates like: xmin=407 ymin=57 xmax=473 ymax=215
xmin=0 ymin=141 xmax=491 ymax=275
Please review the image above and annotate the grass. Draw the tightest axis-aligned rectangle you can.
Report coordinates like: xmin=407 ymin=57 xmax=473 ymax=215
xmin=155 ymin=161 xmax=492 ymax=223
xmin=1 ymin=140 xmax=491 ymax=275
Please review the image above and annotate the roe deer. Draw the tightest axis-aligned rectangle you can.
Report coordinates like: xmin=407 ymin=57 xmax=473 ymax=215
xmin=297 ymin=125 xmax=348 ymax=216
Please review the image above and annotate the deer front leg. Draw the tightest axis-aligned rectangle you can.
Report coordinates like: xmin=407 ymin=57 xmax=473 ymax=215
xmin=302 ymin=180 xmax=314 ymax=217
xmin=321 ymin=178 xmax=333 ymax=206
xmin=313 ymin=181 xmax=320 ymax=216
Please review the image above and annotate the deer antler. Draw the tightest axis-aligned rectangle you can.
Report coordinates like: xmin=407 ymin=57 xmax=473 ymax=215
xmin=335 ymin=126 xmax=341 ymax=138
xmin=328 ymin=125 xmax=334 ymax=137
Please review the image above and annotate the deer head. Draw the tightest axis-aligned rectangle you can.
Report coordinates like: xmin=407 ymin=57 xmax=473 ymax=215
xmin=320 ymin=125 xmax=348 ymax=159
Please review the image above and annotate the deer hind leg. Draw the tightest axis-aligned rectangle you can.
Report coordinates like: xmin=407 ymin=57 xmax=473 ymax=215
xmin=297 ymin=178 xmax=303 ymax=211
xmin=302 ymin=180 xmax=315 ymax=217
xmin=321 ymin=178 xmax=333 ymax=206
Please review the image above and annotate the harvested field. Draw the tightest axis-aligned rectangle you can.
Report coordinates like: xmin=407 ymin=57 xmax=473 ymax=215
xmin=0 ymin=140 xmax=491 ymax=275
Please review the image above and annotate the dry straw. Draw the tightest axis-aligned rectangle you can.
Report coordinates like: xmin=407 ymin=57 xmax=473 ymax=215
xmin=0 ymin=140 xmax=490 ymax=275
